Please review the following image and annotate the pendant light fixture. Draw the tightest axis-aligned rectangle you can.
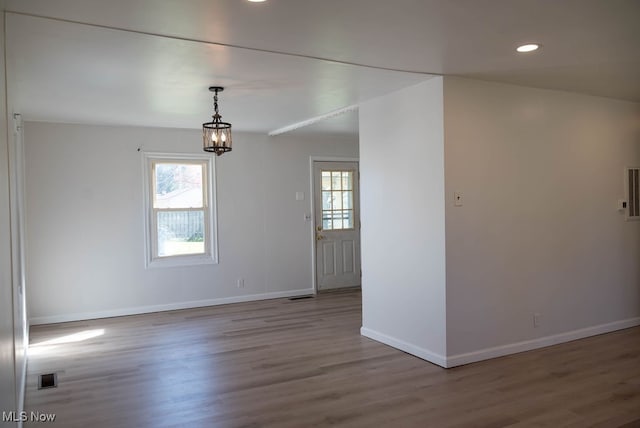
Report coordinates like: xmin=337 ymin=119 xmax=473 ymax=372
xmin=202 ymin=86 xmax=232 ymax=156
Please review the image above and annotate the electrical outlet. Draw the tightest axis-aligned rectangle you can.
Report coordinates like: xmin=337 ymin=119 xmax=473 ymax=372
xmin=618 ymin=199 xmax=627 ymax=211
xmin=236 ymin=278 xmax=245 ymax=288
xmin=533 ymin=313 xmax=541 ymax=328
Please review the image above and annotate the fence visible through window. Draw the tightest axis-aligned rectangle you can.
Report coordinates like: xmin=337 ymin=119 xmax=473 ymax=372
xmin=321 ymin=170 xmax=354 ymax=230
xmin=157 ymin=211 xmax=204 ymax=256
xmin=152 ymin=161 xmax=207 ymax=258
xmin=157 ymin=211 xmax=204 ymax=241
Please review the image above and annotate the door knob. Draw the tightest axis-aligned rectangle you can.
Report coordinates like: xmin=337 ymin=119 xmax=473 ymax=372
xmin=316 ymin=225 xmax=323 ymax=231
xmin=316 ymin=234 xmax=324 ymax=241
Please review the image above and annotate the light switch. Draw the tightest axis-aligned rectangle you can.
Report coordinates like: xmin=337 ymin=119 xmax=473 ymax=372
xmin=454 ymin=192 xmax=463 ymax=207
xmin=296 ymin=192 xmax=304 ymax=201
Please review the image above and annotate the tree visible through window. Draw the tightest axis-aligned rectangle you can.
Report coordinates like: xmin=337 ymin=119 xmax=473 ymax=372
xmin=144 ymin=153 xmax=217 ymax=266
xmin=154 ymin=162 xmax=205 ymax=256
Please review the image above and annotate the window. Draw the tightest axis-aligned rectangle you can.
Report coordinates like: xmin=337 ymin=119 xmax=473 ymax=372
xmin=143 ymin=153 xmax=217 ymax=267
xmin=627 ymin=167 xmax=640 ymax=220
xmin=321 ymin=170 xmax=354 ymax=230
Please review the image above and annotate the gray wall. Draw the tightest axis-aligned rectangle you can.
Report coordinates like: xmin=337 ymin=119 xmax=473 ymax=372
xmin=358 ymin=76 xmax=640 ymax=368
xmin=444 ymin=77 xmax=640 ymax=361
xmin=24 ymin=122 xmax=358 ymax=323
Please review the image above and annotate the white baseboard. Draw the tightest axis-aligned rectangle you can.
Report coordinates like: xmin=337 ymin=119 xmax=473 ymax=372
xmin=446 ymin=316 xmax=640 ymax=367
xmin=29 ymin=288 xmax=315 ymax=325
xmin=360 ymin=327 xmax=447 ymax=368
xmin=362 ymin=317 xmax=640 ymax=369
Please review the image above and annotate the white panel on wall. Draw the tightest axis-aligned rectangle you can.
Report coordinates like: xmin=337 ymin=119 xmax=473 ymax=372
xmin=359 ymin=77 xmax=448 ymax=365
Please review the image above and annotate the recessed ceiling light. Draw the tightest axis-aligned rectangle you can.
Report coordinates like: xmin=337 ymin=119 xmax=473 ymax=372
xmin=516 ymin=44 xmax=540 ymax=53
xmin=247 ymin=0 xmax=267 ymax=2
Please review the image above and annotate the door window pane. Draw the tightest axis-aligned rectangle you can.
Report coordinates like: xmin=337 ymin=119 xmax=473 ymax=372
xmin=322 ymin=212 xmax=332 ymax=230
xmin=320 ymin=170 xmax=355 ymax=230
xmin=322 ymin=191 xmax=332 ymax=210
xmin=343 ymin=210 xmax=353 ymax=228
xmin=342 ymin=172 xmax=352 ymax=190
xmin=333 ymin=217 xmax=343 ymax=229
xmin=332 ymin=192 xmax=342 ymax=210
xmin=331 ymin=171 xmax=342 ymax=190
xmin=342 ymin=191 xmax=352 ymax=209
xmin=321 ymin=172 xmax=332 ymax=190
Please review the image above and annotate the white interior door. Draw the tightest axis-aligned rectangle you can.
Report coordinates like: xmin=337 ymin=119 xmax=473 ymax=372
xmin=313 ymin=161 xmax=361 ymax=291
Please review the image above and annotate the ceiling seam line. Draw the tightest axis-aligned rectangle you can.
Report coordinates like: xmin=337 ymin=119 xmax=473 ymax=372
xmin=5 ymin=10 xmax=441 ymax=77
xmin=268 ymin=104 xmax=359 ymax=136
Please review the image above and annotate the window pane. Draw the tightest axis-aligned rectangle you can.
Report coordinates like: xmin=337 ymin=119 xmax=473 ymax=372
xmin=342 ymin=171 xmax=352 ymax=190
xmin=322 ymin=172 xmax=332 ymax=190
xmin=332 ymin=191 xmax=343 ymax=210
xmin=322 ymin=191 xmax=332 ymax=210
xmin=322 ymin=212 xmax=332 ymax=230
xmin=331 ymin=171 xmax=342 ymax=190
xmin=320 ymin=170 xmax=355 ymax=231
xmin=333 ymin=215 xmax=343 ymax=229
xmin=155 ymin=163 xmax=203 ymax=209
xmin=157 ymin=210 xmax=205 ymax=257
xmin=343 ymin=210 xmax=353 ymax=228
xmin=342 ymin=191 xmax=352 ymax=209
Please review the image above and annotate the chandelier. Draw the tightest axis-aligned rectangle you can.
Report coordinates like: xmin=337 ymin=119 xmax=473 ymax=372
xmin=202 ymin=86 xmax=232 ymax=156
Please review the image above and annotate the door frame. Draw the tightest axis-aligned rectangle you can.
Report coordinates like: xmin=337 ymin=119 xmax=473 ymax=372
xmin=9 ymin=113 xmax=28 ymax=413
xmin=309 ymin=156 xmax=359 ymax=293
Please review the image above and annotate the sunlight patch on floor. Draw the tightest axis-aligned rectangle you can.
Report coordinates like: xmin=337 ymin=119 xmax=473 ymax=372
xmin=28 ymin=329 xmax=105 ymax=356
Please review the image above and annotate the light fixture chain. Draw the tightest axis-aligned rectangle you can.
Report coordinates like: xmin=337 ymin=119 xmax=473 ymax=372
xmin=214 ymin=89 xmax=219 ymax=117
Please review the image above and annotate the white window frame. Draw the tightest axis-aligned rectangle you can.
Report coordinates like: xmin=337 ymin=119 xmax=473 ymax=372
xmin=142 ymin=152 xmax=218 ymax=268
xmin=625 ymin=166 xmax=640 ymax=221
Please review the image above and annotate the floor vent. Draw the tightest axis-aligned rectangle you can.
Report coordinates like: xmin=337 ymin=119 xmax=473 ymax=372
xmin=38 ymin=373 xmax=58 ymax=390
xmin=289 ymin=295 xmax=313 ymax=301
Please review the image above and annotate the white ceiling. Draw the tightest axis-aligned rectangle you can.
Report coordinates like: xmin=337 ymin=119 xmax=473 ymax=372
xmin=5 ymin=0 xmax=640 ymax=136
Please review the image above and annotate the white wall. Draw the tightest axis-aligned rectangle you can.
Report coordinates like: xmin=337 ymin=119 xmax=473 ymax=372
xmin=24 ymin=122 xmax=358 ymax=324
xmin=7 ymin=115 xmax=27 ymax=424
xmin=359 ymin=76 xmax=640 ymax=368
xmin=1 ymin=2 xmax=24 ymax=425
xmin=359 ymin=78 xmax=448 ymax=366
xmin=444 ymin=77 xmax=640 ymax=363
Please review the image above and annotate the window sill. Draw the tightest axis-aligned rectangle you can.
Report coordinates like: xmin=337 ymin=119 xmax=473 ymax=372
xmin=146 ymin=254 xmax=218 ymax=269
